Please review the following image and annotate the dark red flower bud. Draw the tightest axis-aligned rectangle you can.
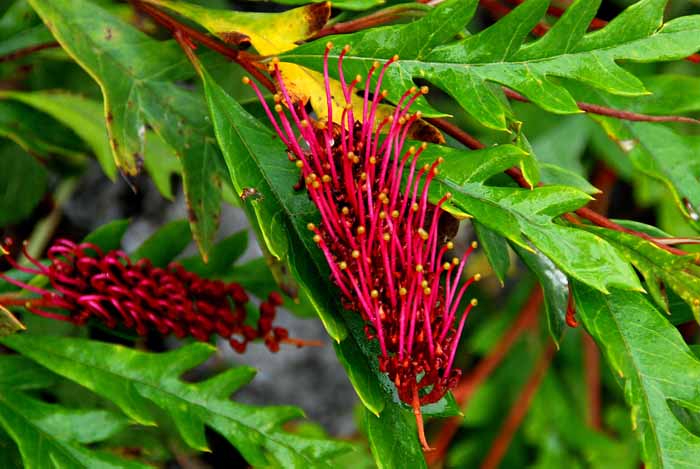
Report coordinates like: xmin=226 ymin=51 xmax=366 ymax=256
xmin=0 ymin=238 xmax=293 ymax=353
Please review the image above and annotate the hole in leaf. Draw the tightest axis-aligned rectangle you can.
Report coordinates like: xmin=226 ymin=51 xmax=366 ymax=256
xmin=667 ymin=399 xmax=700 ymax=438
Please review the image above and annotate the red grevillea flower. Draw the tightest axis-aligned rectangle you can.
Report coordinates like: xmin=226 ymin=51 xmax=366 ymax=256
xmin=0 ymin=238 xmax=299 ymax=353
xmin=243 ymin=44 xmax=480 ymax=449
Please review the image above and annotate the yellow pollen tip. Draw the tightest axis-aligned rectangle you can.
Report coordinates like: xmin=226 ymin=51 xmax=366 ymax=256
xmin=307 ymin=223 xmax=316 ymax=231
xmin=409 ymin=86 xmax=417 ymax=94
xmin=408 ymin=146 xmax=416 ymax=154
xmin=274 ymin=104 xmax=283 ymax=112
xmin=312 ymin=181 xmax=320 ymax=189
xmin=351 ymin=250 xmax=360 ymax=259
xmin=383 ymin=233 xmax=391 ymax=241
xmin=694 ymin=299 xmax=700 ymax=306
xmin=420 ymin=86 xmax=429 ymax=94
xmin=445 ymin=192 xmax=452 ymax=199
xmin=446 ymin=241 xmax=454 ymax=249
xmin=418 ymin=228 xmax=429 ymax=240
xmin=392 ymin=54 xmax=399 ymax=61
xmin=381 ymin=90 xmax=389 ymax=97
xmin=295 ymin=160 xmax=304 ymax=168
xmin=369 ymin=157 xmax=377 ymax=165
xmin=421 ymin=142 xmax=428 ymax=149
xmin=421 ymin=280 xmax=428 ymax=288
xmin=411 ymin=203 xmax=419 ymax=212
xmin=452 ymin=257 xmax=460 ymax=265
xmin=379 ymin=211 xmax=386 ymax=219
xmin=415 ymin=111 xmax=423 ymax=119
xmin=471 ymin=298 xmax=478 ymax=306
xmin=241 ymin=76 xmax=250 ymax=84
xmin=322 ymin=175 xmax=331 ymax=183
xmin=474 ymin=273 xmax=482 ymax=282
xmin=357 ymin=226 xmax=366 ymax=235
xmin=360 ymin=172 xmax=367 ymax=180
xmin=355 ymin=74 xmax=362 ymax=82
xmin=343 ymin=44 xmax=351 ymax=52
xmin=415 ymin=264 xmax=423 ymax=272
xmin=371 ymin=290 xmax=379 ymax=298
xmin=341 ymin=207 xmax=350 ymax=215
xmin=471 ymin=241 xmax=479 ymax=249
xmin=399 ymin=287 xmax=407 ymax=296
xmin=353 ymin=156 xmax=360 ymax=164
xmin=326 ymin=41 xmax=333 ymax=49
xmin=300 ymin=119 xmax=309 ymax=127
xmin=391 ymin=210 xmax=399 ymax=218
xmin=443 ymin=262 xmax=451 ymax=270
xmin=437 ymin=157 xmax=445 ymax=164
xmin=423 ymin=287 xmax=431 ymax=295
xmin=423 ymin=164 xmax=430 ymax=171
xmin=373 ymin=61 xmax=380 ymax=69
xmin=313 ymin=235 xmax=321 ymax=243
xmin=338 ymin=261 xmax=347 ymax=270
xmin=271 ymin=57 xmax=280 ymax=64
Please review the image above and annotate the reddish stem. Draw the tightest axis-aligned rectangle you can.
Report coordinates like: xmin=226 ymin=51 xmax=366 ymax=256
xmin=0 ymin=42 xmax=60 ymax=63
xmin=503 ymin=88 xmax=700 ymax=127
xmin=132 ymin=1 xmax=275 ymax=92
xmin=582 ymin=332 xmax=602 ymax=430
xmin=480 ymin=342 xmax=556 ymax=469
xmin=427 ymin=286 xmax=543 ymax=464
xmin=309 ymin=5 xmax=428 ymax=40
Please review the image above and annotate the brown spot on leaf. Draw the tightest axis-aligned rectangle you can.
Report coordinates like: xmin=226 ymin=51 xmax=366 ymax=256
xmin=106 ymin=111 xmax=113 ymax=123
xmin=409 ymin=120 xmax=445 ymax=144
xmin=304 ymin=2 xmax=331 ymax=36
xmin=104 ymin=27 xmax=112 ymax=40
xmin=187 ymin=206 xmax=198 ymax=223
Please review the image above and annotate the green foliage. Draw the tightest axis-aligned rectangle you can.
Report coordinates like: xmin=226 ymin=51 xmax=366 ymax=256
xmin=573 ymin=285 xmax=700 ymax=467
xmin=1 ymin=335 xmax=352 ymax=467
xmin=1 ymin=0 xmax=700 ymax=467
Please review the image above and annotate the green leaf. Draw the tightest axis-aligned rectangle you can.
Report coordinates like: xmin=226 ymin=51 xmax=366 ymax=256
xmin=473 ymin=221 xmax=510 ymax=285
xmin=0 ymin=385 xmax=143 ymax=469
xmin=427 ymin=147 xmax=641 ymax=294
xmin=283 ymin=0 xmax=700 ymax=130
xmin=0 ymin=24 xmax=54 ymax=58
xmin=0 ymin=143 xmax=47 ymax=227
xmin=0 ymin=355 xmax=56 ymax=390
xmin=581 ymin=226 xmax=700 ymax=322
xmin=83 ymin=219 xmax=130 ymax=251
xmin=179 ymin=230 xmax=248 ymax=276
xmin=364 ymin=404 xmax=427 ymax=469
xmin=0 ymin=90 xmax=116 ymax=179
xmin=572 ymin=284 xmax=700 ymax=468
xmin=1 ymin=335 xmax=352 ymax=468
xmin=29 ymin=0 xmax=226 ymax=258
xmin=575 ymin=80 xmax=700 ymax=229
xmin=132 ymin=219 xmax=191 ymax=267
xmin=511 ymin=245 xmax=568 ymax=346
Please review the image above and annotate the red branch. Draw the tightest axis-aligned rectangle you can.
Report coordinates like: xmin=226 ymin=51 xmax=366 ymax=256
xmin=582 ymin=332 xmax=602 ymax=430
xmin=131 ymin=1 xmax=275 ymax=92
xmin=309 ymin=5 xmax=428 ymax=40
xmin=480 ymin=342 xmax=556 ymax=469
xmin=427 ymin=286 xmax=543 ymax=464
xmin=503 ymin=88 xmax=700 ymax=126
xmin=0 ymin=42 xmax=60 ymax=63
xmin=427 ymin=115 xmax=689 ymax=256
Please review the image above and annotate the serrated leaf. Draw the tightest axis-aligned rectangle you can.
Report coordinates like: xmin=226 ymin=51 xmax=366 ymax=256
xmin=581 ymin=226 xmax=700 ymax=322
xmin=283 ymin=0 xmax=700 ymax=130
xmin=573 ymin=284 xmax=700 ymax=468
xmin=427 ymin=147 xmax=641 ymax=294
xmin=29 ymin=0 xmax=226 ymax=258
xmin=1 ymin=335 xmax=352 ymax=468
xmin=0 ymin=385 xmax=142 ymax=469
xmin=573 ymin=80 xmax=700 ymax=230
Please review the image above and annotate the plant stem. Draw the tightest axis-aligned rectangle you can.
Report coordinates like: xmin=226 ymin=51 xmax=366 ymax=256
xmin=309 ymin=4 xmax=430 ymax=40
xmin=0 ymin=42 xmax=60 ymax=63
xmin=480 ymin=342 xmax=556 ymax=469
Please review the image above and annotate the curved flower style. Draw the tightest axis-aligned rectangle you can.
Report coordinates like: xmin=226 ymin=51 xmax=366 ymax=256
xmin=0 ymin=239 xmax=291 ymax=353
xmin=244 ymin=44 xmax=480 ymax=449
